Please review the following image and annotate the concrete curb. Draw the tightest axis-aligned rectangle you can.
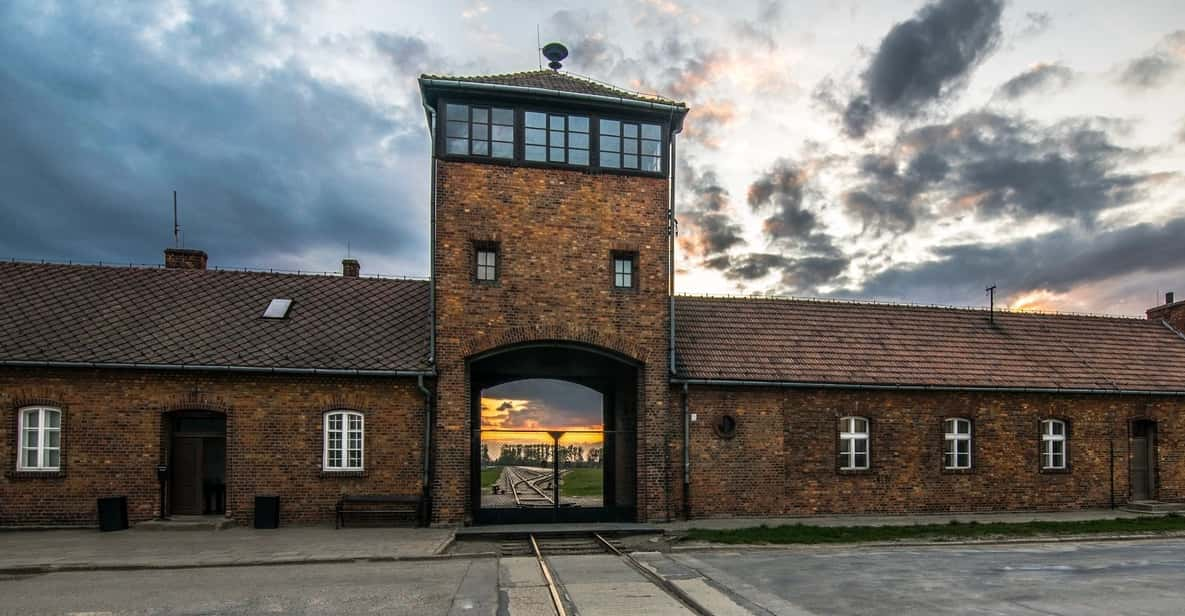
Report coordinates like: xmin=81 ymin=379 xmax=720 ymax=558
xmin=0 ymin=551 xmax=499 ymax=576
xmin=671 ymin=531 xmax=1185 ymax=552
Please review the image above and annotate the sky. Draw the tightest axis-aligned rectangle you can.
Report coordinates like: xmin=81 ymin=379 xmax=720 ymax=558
xmin=2 ymin=0 xmax=1183 ymax=315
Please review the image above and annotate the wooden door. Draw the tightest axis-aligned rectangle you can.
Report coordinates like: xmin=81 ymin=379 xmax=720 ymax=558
xmin=171 ymin=437 xmax=204 ymax=515
xmin=1131 ymin=437 xmax=1149 ymax=500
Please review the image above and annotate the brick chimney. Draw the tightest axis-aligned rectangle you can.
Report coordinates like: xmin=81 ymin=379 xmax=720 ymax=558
xmin=1147 ymin=291 xmax=1185 ymax=333
xmin=164 ymin=248 xmax=208 ymax=270
xmin=342 ymin=258 xmax=360 ymax=278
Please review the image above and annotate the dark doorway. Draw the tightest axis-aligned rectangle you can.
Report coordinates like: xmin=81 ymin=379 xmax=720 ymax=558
xmin=169 ymin=412 xmax=226 ymax=516
xmin=1131 ymin=419 xmax=1157 ymax=501
xmin=470 ymin=343 xmax=638 ymax=524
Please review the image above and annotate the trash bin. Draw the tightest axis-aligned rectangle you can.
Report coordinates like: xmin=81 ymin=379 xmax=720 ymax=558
xmin=97 ymin=496 xmax=128 ymax=532
xmin=254 ymin=495 xmax=280 ymax=529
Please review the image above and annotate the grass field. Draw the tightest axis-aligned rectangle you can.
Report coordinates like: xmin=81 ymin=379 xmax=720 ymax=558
xmin=683 ymin=515 xmax=1185 ymax=545
xmin=560 ymin=468 xmax=602 ymax=497
xmin=480 ymin=467 xmax=502 ymax=488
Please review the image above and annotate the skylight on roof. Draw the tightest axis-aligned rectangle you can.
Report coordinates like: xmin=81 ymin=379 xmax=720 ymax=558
xmin=263 ymin=298 xmax=292 ymax=319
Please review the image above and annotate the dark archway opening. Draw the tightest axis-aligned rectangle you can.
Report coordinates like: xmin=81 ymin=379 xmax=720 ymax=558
xmin=166 ymin=411 xmax=226 ymax=516
xmin=469 ymin=343 xmax=638 ymax=524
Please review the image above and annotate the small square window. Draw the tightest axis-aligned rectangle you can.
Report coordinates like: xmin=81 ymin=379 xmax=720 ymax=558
xmin=262 ymin=298 xmax=293 ymax=319
xmin=475 ymin=242 xmax=499 ymax=282
xmin=612 ymin=252 xmax=637 ymax=290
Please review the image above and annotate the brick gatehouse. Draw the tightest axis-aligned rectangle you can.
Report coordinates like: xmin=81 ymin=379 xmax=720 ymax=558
xmin=3 ymin=67 xmax=1185 ymax=527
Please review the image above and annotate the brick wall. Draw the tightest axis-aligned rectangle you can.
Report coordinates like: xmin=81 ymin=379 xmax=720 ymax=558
xmin=682 ymin=386 xmax=1185 ymax=517
xmin=432 ymin=159 xmax=673 ymax=524
xmin=0 ymin=367 xmax=426 ymax=527
xmin=1148 ymin=297 xmax=1185 ymax=334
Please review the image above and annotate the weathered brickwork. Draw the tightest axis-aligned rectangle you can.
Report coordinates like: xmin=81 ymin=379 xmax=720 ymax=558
xmin=432 ymin=160 xmax=673 ymax=524
xmin=682 ymin=386 xmax=1185 ymax=517
xmin=1148 ymin=298 xmax=1185 ymax=334
xmin=0 ymin=367 xmax=426 ymax=527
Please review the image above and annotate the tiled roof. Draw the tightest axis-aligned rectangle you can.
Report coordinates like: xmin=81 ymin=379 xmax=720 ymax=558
xmin=420 ymin=69 xmax=686 ymax=107
xmin=0 ymin=262 xmax=431 ymax=373
xmin=674 ymin=296 xmax=1185 ymax=392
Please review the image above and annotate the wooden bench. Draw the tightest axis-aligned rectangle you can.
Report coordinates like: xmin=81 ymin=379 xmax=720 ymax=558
xmin=335 ymin=495 xmax=421 ymax=528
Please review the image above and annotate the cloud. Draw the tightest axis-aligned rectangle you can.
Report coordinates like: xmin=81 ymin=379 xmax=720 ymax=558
xmin=677 ymin=159 xmax=745 ymax=260
xmin=1117 ymin=30 xmax=1185 ymax=90
xmin=481 ymin=379 xmax=603 ymax=430
xmin=995 ymin=63 xmax=1074 ymax=100
xmin=874 ymin=111 xmax=1168 ymax=226
xmin=0 ymin=3 xmax=429 ymax=273
xmin=545 ymin=9 xmax=625 ymax=76
xmin=1019 ymin=11 xmax=1052 ymax=38
xmin=842 ymin=0 xmax=1004 ymax=136
xmin=848 ymin=216 xmax=1185 ymax=307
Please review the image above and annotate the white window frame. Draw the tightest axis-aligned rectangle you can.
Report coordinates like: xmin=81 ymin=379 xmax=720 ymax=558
xmin=943 ymin=418 xmax=972 ymax=470
xmin=17 ymin=406 xmax=61 ymax=471
xmin=839 ymin=416 xmax=870 ymax=470
xmin=613 ymin=254 xmax=635 ymax=289
xmin=1041 ymin=419 xmax=1067 ymax=470
xmin=323 ymin=410 xmax=364 ymax=471
xmin=475 ymin=244 xmax=498 ymax=282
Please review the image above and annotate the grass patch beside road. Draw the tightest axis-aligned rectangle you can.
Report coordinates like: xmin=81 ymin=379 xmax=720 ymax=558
xmin=560 ymin=468 xmax=602 ymax=497
xmin=480 ymin=467 xmax=502 ymax=488
xmin=684 ymin=515 xmax=1185 ymax=545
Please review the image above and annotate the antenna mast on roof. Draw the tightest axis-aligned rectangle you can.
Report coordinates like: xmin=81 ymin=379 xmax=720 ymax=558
xmin=173 ymin=190 xmax=181 ymax=248
xmin=536 ymin=25 xmax=542 ymax=70
xmin=986 ymin=284 xmax=997 ymax=325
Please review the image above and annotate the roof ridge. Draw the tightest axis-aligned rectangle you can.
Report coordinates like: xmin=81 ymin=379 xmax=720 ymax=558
xmin=420 ymin=69 xmax=685 ymax=106
xmin=0 ymin=259 xmax=429 ymax=282
xmin=674 ymin=293 xmax=1148 ymax=321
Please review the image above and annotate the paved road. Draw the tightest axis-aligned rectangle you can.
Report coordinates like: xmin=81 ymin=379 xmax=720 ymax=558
xmin=3 ymin=539 xmax=1184 ymax=614
xmin=674 ymin=538 xmax=1185 ymax=615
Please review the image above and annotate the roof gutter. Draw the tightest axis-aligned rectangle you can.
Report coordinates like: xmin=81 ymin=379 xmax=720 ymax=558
xmin=0 ymin=359 xmax=434 ymax=378
xmin=420 ymin=78 xmax=689 ymax=130
xmin=669 ymin=377 xmax=1185 ymax=396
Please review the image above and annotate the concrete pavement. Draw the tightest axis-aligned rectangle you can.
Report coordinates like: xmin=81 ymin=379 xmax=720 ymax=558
xmin=660 ymin=507 xmax=1163 ymax=531
xmin=0 ymin=526 xmax=455 ymax=573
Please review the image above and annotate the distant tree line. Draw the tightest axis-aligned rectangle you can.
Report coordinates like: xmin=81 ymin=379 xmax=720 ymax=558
xmin=482 ymin=443 xmax=602 ymax=468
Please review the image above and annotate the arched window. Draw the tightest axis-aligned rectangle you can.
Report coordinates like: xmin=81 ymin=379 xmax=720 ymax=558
xmin=323 ymin=411 xmax=364 ymax=471
xmin=943 ymin=418 xmax=972 ymax=469
xmin=1041 ymin=419 xmax=1067 ymax=470
xmin=18 ymin=406 xmax=61 ymax=471
xmin=839 ymin=416 xmax=870 ymax=470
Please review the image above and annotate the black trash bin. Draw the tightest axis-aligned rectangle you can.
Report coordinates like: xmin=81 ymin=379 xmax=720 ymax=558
xmin=97 ymin=496 xmax=128 ymax=532
xmin=254 ymin=495 xmax=280 ymax=529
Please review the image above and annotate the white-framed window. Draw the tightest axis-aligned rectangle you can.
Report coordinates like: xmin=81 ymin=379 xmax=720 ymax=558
xmin=839 ymin=416 xmax=869 ymax=470
xmin=943 ymin=418 xmax=972 ymax=469
xmin=18 ymin=406 xmax=61 ymax=471
xmin=1041 ymin=419 xmax=1067 ymax=470
xmin=323 ymin=410 xmax=364 ymax=471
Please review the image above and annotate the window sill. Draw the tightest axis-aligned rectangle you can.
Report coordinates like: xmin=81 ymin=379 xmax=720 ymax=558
xmin=837 ymin=468 xmax=873 ymax=475
xmin=320 ymin=470 xmax=367 ymax=479
xmin=8 ymin=469 xmax=65 ymax=480
xmin=941 ymin=467 xmax=976 ymax=475
xmin=1039 ymin=467 xmax=1072 ymax=475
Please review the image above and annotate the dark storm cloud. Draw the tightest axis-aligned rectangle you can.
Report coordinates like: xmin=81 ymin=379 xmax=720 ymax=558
xmin=995 ymin=63 xmax=1074 ymax=100
xmin=0 ymin=4 xmax=426 ymax=270
xmin=850 ymin=216 xmax=1185 ymax=306
xmin=1118 ymin=31 xmax=1185 ymax=90
xmin=677 ymin=160 xmax=745 ymax=259
xmin=842 ymin=0 xmax=1004 ymax=136
xmin=373 ymin=33 xmax=432 ymax=74
xmin=870 ymin=111 xmax=1167 ymax=226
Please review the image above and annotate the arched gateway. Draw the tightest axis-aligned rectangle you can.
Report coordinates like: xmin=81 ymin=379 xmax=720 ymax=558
xmin=469 ymin=343 xmax=639 ymax=523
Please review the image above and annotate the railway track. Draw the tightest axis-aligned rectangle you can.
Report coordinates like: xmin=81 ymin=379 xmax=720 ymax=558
xmin=520 ymin=532 xmax=716 ymax=616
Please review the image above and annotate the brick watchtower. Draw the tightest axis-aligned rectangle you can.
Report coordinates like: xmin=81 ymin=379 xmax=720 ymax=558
xmin=419 ymin=57 xmax=688 ymax=524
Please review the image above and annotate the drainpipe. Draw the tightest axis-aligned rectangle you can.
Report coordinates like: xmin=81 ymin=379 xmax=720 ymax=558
xmin=682 ymin=382 xmax=691 ymax=520
xmin=668 ymin=131 xmax=679 ymax=376
xmin=422 ymin=100 xmax=438 ymax=366
xmin=417 ymin=374 xmax=434 ymax=526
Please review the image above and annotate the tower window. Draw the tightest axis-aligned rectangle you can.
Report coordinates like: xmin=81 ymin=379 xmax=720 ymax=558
xmin=612 ymin=251 xmax=636 ymax=290
xmin=524 ymin=112 xmax=589 ymax=165
xmin=446 ymin=104 xmax=514 ymax=159
xmin=599 ymin=120 xmax=662 ymax=172
xmin=475 ymin=242 xmax=499 ymax=282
